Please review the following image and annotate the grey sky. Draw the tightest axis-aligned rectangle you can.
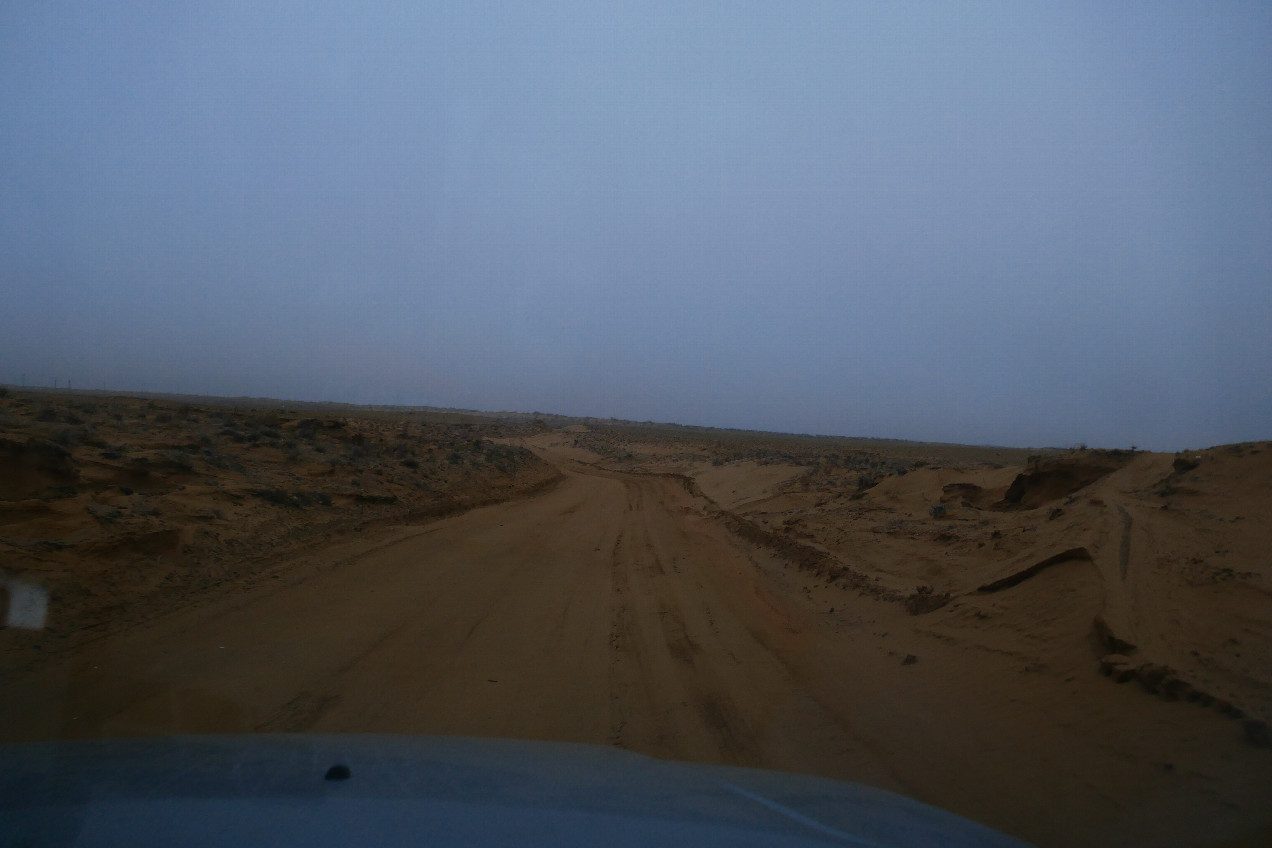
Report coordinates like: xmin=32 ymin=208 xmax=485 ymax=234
xmin=3 ymin=2 xmax=1269 ymax=451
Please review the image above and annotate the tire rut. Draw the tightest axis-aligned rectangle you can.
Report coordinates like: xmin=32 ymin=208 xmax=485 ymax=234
xmin=602 ymin=476 xmax=764 ymax=763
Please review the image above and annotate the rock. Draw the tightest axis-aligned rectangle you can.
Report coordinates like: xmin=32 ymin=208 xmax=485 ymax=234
xmin=902 ymin=654 xmax=918 ymax=666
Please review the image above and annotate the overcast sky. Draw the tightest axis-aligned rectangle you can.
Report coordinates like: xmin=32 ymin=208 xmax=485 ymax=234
xmin=3 ymin=2 xmax=1269 ymax=450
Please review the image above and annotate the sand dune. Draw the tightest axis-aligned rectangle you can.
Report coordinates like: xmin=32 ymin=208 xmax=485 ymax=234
xmin=2 ymin=392 xmax=1270 ymax=847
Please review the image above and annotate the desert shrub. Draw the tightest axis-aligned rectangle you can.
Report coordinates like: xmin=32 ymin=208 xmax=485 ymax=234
xmin=905 ymin=585 xmax=952 ymax=615
xmin=246 ymin=412 xmax=282 ymax=428
xmin=203 ymin=451 xmax=245 ymax=473
xmin=354 ymin=493 xmax=398 ymax=505
xmin=249 ymin=488 xmax=330 ymax=507
xmin=219 ymin=426 xmax=248 ymax=443
xmin=251 ymin=488 xmax=295 ymax=507
xmin=51 ymin=426 xmax=83 ymax=446
xmin=161 ymin=449 xmax=195 ymax=471
xmin=249 ymin=425 xmax=282 ymax=443
xmin=401 ymin=458 xmax=419 ymax=469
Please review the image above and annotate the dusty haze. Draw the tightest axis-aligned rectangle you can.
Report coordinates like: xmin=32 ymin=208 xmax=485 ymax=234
xmin=3 ymin=2 xmax=1271 ymax=450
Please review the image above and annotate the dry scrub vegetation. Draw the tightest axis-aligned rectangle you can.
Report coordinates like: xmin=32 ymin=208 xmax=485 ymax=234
xmin=0 ymin=391 xmax=559 ymax=672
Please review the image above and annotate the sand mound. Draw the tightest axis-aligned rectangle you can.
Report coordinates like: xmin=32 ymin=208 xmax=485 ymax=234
xmin=977 ymin=547 xmax=1094 ymax=593
xmin=691 ymin=461 xmax=808 ymax=509
xmin=995 ymin=450 xmax=1137 ymax=510
xmin=939 ymin=482 xmax=1007 ymax=509
xmin=0 ymin=437 xmax=79 ymax=500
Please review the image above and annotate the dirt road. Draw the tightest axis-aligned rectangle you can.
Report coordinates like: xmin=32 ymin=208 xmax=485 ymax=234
xmin=3 ymin=447 xmax=1270 ymax=847
xmin=1 ymin=454 xmax=882 ymax=772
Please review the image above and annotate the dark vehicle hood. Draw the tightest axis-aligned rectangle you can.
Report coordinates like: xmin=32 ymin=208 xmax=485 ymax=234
xmin=1 ymin=734 xmax=1030 ymax=847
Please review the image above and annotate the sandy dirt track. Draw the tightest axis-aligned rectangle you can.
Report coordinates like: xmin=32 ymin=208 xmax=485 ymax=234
xmin=3 ymin=444 xmax=1271 ymax=847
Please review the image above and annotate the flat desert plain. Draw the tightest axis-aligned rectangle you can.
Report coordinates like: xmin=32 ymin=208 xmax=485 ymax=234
xmin=1 ymin=390 xmax=1270 ymax=847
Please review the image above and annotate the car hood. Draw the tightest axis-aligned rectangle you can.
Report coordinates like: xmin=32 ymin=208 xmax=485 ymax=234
xmin=1 ymin=734 xmax=1030 ymax=847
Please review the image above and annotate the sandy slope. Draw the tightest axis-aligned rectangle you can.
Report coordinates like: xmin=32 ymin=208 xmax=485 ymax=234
xmin=3 ymin=432 xmax=1271 ymax=847
xmin=691 ymin=460 xmax=809 ymax=509
xmin=0 ymin=392 xmax=559 ymax=676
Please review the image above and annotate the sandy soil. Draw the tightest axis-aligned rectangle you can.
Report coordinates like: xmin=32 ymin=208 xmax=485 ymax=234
xmin=0 ymin=391 xmax=559 ymax=675
xmin=2 ymin=394 xmax=1271 ymax=847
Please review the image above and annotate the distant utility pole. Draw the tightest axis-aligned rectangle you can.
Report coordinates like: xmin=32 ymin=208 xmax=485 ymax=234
xmin=20 ymin=373 xmax=26 ymax=387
